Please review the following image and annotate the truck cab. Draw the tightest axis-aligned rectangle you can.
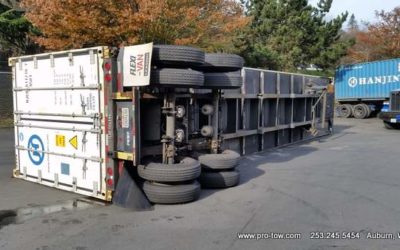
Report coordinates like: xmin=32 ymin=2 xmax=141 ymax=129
xmin=379 ymin=89 xmax=400 ymax=129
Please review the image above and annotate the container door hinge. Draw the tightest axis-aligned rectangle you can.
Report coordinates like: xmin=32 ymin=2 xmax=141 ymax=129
xmin=80 ymin=94 xmax=87 ymax=115
xmin=50 ymin=54 xmax=55 ymax=68
xmin=37 ymin=170 xmax=42 ymax=183
xmin=82 ymin=131 xmax=87 ymax=152
xmin=54 ymin=173 xmax=59 ymax=187
xmin=33 ymin=57 xmax=38 ymax=69
xmin=90 ymin=50 xmax=95 ymax=64
xmin=72 ymin=177 xmax=77 ymax=191
xmin=68 ymin=52 xmax=74 ymax=66
xmin=82 ymin=159 xmax=88 ymax=180
xmin=80 ymin=66 xmax=86 ymax=86
xmin=93 ymin=181 xmax=98 ymax=196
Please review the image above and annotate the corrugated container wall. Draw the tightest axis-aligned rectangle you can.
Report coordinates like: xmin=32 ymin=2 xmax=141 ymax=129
xmin=335 ymin=58 xmax=400 ymax=101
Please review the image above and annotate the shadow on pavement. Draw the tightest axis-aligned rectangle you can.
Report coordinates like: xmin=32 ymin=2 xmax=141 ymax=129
xmin=198 ymin=143 xmax=321 ymax=201
xmin=332 ymin=124 xmax=353 ymax=133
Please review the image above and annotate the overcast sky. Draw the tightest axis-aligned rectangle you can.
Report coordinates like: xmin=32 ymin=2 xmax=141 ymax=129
xmin=308 ymin=0 xmax=399 ymax=24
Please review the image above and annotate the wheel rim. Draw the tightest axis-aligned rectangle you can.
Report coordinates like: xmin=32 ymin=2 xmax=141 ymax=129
xmin=354 ymin=105 xmax=365 ymax=118
xmin=354 ymin=106 xmax=363 ymax=117
xmin=340 ymin=106 xmax=350 ymax=117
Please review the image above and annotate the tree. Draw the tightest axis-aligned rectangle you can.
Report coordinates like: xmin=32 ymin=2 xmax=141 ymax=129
xmin=344 ymin=7 xmax=400 ymax=63
xmin=0 ymin=2 xmax=37 ymax=55
xmin=366 ymin=7 xmax=400 ymax=59
xmin=21 ymin=0 xmax=249 ymax=51
xmin=236 ymin=0 xmax=352 ymax=71
xmin=0 ymin=0 xmax=22 ymax=10
xmin=347 ymin=14 xmax=359 ymax=32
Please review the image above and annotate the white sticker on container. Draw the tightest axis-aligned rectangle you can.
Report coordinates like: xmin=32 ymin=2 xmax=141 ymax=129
xmin=121 ymin=108 xmax=130 ymax=128
xmin=119 ymin=43 xmax=153 ymax=86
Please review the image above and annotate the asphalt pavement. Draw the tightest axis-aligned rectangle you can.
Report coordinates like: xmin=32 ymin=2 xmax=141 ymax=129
xmin=1 ymin=118 xmax=400 ymax=250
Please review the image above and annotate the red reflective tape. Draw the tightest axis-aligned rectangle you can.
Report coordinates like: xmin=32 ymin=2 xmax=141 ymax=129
xmin=104 ymin=81 xmax=109 ymax=105
xmin=117 ymin=73 xmax=122 ymax=92
xmin=118 ymin=161 xmax=124 ymax=176
xmin=104 ymin=115 xmax=109 ymax=132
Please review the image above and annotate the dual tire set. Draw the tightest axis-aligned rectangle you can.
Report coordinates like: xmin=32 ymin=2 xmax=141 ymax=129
xmin=198 ymin=150 xmax=240 ymax=189
xmin=138 ymin=150 xmax=241 ymax=204
xmin=138 ymin=158 xmax=201 ymax=204
xmin=151 ymin=45 xmax=244 ymax=89
xmin=337 ymin=103 xmax=371 ymax=119
xmin=140 ymin=45 xmax=244 ymax=204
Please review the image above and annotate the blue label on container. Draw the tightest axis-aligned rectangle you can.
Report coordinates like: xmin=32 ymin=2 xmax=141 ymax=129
xmin=61 ymin=163 xmax=70 ymax=175
xmin=19 ymin=132 xmax=24 ymax=142
xmin=27 ymin=135 xmax=44 ymax=166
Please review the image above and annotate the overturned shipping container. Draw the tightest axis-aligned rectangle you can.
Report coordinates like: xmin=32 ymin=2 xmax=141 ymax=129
xmin=9 ymin=45 xmax=332 ymax=204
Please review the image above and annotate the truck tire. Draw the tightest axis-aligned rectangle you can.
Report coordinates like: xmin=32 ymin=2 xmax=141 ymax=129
xmin=203 ymin=72 xmax=243 ymax=89
xmin=361 ymin=103 xmax=371 ymax=118
xmin=143 ymin=181 xmax=201 ymax=204
xmin=198 ymin=150 xmax=240 ymax=170
xmin=201 ymin=53 xmax=244 ymax=72
xmin=353 ymin=104 xmax=368 ymax=119
xmin=383 ymin=121 xmax=400 ymax=129
xmin=199 ymin=170 xmax=240 ymax=189
xmin=337 ymin=104 xmax=352 ymax=118
xmin=138 ymin=158 xmax=201 ymax=182
xmin=152 ymin=45 xmax=205 ymax=67
xmin=151 ymin=68 xmax=204 ymax=87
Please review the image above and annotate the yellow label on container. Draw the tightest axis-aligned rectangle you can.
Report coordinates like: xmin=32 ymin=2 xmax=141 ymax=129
xmin=56 ymin=135 xmax=66 ymax=147
xmin=69 ymin=135 xmax=78 ymax=150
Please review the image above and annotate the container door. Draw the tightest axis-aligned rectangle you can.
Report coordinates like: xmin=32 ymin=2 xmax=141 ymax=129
xmin=13 ymin=47 xmax=106 ymax=198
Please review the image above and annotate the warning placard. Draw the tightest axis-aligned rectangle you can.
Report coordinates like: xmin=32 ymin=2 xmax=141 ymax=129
xmin=69 ymin=135 xmax=78 ymax=149
xmin=56 ymin=135 xmax=66 ymax=147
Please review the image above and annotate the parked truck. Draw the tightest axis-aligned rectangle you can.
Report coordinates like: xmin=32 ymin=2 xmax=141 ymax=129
xmin=335 ymin=58 xmax=400 ymax=119
xmin=378 ymin=89 xmax=400 ymax=129
xmin=9 ymin=44 xmax=332 ymax=207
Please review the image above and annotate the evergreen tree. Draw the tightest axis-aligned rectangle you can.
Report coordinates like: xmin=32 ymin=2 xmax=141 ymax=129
xmin=347 ymin=14 xmax=359 ymax=31
xmin=237 ymin=0 xmax=353 ymax=71
xmin=0 ymin=2 xmax=37 ymax=55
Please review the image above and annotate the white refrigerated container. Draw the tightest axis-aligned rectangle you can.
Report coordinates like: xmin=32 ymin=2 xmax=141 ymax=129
xmin=9 ymin=47 xmax=113 ymax=201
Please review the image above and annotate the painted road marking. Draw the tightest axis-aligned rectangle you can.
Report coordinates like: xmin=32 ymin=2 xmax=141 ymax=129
xmin=28 ymin=134 xmax=44 ymax=165
xmin=69 ymin=135 xmax=78 ymax=149
xmin=56 ymin=135 xmax=66 ymax=147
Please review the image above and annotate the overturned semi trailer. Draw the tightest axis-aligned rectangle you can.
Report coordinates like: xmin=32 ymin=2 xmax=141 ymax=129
xmin=9 ymin=44 xmax=332 ymax=206
xmin=219 ymin=68 xmax=332 ymax=155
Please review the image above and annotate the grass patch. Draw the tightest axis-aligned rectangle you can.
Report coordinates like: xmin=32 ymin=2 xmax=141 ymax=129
xmin=0 ymin=117 xmax=14 ymax=128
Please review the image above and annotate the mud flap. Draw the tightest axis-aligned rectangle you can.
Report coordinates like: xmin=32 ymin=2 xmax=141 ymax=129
xmin=113 ymin=167 xmax=153 ymax=211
